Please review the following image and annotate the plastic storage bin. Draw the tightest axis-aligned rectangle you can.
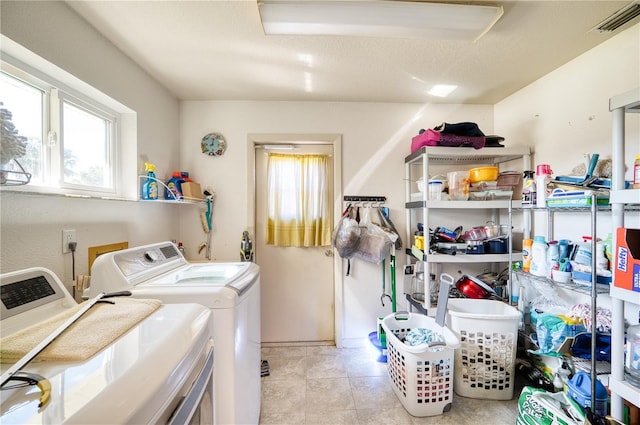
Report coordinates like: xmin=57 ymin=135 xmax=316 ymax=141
xmin=381 ymin=312 xmax=460 ymax=417
xmin=446 ymin=298 xmax=521 ymax=400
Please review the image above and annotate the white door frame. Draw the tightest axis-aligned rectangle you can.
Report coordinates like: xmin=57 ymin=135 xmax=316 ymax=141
xmin=247 ymin=133 xmax=344 ymax=347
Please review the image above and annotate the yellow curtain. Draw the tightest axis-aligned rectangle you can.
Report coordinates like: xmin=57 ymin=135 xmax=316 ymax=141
xmin=266 ymin=153 xmax=332 ymax=247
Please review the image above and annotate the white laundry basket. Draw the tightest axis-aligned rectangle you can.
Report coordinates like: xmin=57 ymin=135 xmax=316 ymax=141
xmin=446 ymin=298 xmax=521 ymax=400
xmin=381 ymin=312 xmax=460 ymax=417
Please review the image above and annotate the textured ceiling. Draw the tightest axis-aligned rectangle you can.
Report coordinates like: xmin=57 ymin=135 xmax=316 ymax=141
xmin=65 ymin=0 xmax=634 ymax=104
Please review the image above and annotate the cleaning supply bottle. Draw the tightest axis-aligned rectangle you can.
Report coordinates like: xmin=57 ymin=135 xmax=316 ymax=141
xmin=530 ymin=235 xmax=548 ymax=277
xmin=142 ymin=162 xmax=158 ymax=200
xmin=522 ymin=238 xmax=533 ymax=272
xmin=535 ymin=164 xmax=552 ymax=208
xmin=522 ymin=170 xmax=536 ymax=206
xmin=165 ymin=171 xmax=185 ymax=200
xmin=546 ymin=241 xmax=559 ymax=278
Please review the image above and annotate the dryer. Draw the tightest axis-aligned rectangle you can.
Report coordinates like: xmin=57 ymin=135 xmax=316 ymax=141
xmin=0 ymin=267 xmax=214 ymax=424
xmin=87 ymin=241 xmax=261 ymax=425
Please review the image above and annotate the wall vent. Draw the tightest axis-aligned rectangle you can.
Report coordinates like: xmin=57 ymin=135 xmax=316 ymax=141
xmin=591 ymin=1 xmax=640 ymax=33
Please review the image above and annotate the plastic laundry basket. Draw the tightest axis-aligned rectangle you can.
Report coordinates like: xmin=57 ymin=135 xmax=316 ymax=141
xmin=446 ymin=298 xmax=521 ymax=400
xmin=381 ymin=312 xmax=460 ymax=417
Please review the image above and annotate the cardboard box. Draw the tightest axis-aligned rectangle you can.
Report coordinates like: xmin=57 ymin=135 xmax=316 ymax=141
xmin=181 ymin=182 xmax=203 ymax=200
xmin=614 ymin=227 xmax=640 ymax=293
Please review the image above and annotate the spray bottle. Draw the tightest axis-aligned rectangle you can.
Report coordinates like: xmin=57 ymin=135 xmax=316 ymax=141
xmin=240 ymin=231 xmax=253 ymax=262
xmin=142 ymin=162 xmax=158 ymax=200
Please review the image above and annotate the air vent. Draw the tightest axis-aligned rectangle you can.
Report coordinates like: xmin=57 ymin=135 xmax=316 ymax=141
xmin=591 ymin=1 xmax=640 ymax=33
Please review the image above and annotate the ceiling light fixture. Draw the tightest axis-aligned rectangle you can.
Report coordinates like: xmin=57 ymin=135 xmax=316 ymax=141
xmin=258 ymin=1 xmax=504 ymax=42
xmin=427 ymin=84 xmax=458 ymax=98
xmin=591 ymin=0 xmax=640 ymax=33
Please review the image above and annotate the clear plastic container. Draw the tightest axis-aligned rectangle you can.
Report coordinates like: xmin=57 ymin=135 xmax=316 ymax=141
xmin=626 ymin=324 xmax=640 ymax=388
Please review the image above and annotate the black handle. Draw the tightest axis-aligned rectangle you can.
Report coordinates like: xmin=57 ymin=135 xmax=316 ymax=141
xmin=102 ymin=291 xmax=132 ymax=299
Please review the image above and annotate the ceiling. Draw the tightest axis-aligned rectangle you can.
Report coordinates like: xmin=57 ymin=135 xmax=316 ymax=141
xmin=65 ymin=0 xmax=635 ymax=104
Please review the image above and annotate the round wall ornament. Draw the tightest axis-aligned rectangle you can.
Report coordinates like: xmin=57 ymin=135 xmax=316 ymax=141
xmin=201 ymin=132 xmax=226 ymax=156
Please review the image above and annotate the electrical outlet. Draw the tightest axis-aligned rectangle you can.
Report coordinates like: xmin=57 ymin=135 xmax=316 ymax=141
xmin=62 ymin=229 xmax=77 ymax=253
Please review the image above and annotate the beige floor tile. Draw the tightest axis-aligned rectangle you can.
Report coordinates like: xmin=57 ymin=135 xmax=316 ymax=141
xmin=448 ymin=394 xmax=518 ymax=425
xmin=262 ymin=345 xmax=308 ymax=358
xmin=258 ymin=342 xmax=524 ymax=425
xmin=355 ymin=405 xmax=414 ymax=425
xmin=261 ymin=379 xmax=306 ymax=416
xmin=259 ymin=409 xmax=306 ymax=425
xmin=263 ymin=355 xmax=306 ymax=381
xmin=342 ymin=348 xmax=388 ymax=377
xmin=305 ymin=409 xmax=359 ymax=424
xmin=305 ymin=377 xmax=355 ymax=413
xmin=306 ymin=354 xmax=348 ymax=379
xmin=349 ymin=376 xmax=398 ymax=410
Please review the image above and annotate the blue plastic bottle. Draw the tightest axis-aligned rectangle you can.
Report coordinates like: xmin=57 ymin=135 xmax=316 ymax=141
xmin=165 ymin=171 xmax=185 ymax=200
xmin=142 ymin=162 xmax=158 ymax=200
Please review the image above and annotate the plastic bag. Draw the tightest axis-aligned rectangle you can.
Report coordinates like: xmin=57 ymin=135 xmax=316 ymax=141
xmin=332 ymin=205 xmax=361 ymax=258
xmin=378 ymin=207 xmax=402 ymax=250
xmin=352 ymin=208 xmax=398 ymax=264
xmin=517 ymin=386 xmax=585 ymax=425
xmin=529 ymin=313 xmax=586 ymax=355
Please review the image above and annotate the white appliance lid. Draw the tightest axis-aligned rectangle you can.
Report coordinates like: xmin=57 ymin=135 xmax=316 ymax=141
xmin=1 ymin=303 xmax=212 ymax=424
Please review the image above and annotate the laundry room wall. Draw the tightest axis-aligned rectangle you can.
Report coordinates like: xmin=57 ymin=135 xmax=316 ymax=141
xmin=0 ymin=1 xmax=182 ymax=289
xmin=495 ymin=22 xmax=640 ymax=244
xmin=180 ymin=101 xmax=494 ymax=344
xmin=494 ymin=22 xmax=640 ymax=314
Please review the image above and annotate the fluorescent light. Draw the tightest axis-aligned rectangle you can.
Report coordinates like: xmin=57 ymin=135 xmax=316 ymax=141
xmin=258 ymin=1 xmax=504 ymax=41
xmin=262 ymin=144 xmax=296 ymax=150
xmin=427 ymin=84 xmax=457 ymax=98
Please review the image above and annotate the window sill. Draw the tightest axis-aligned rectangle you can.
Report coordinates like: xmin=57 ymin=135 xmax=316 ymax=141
xmin=0 ymin=187 xmax=204 ymax=205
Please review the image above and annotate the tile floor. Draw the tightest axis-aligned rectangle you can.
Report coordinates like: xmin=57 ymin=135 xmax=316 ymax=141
xmin=260 ymin=343 xmax=524 ymax=425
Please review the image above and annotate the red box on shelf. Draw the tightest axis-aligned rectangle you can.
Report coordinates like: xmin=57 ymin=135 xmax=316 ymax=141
xmin=614 ymin=227 xmax=640 ymax=293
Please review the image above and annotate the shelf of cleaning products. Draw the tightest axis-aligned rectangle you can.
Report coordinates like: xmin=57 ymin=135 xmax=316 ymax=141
xmin=513 ymin=269 xmax=610 ymax=296
xmin=140 ymin=198 xmax=203 ymax=205
xmin=405 ymin=199 xmax=521 ymax=209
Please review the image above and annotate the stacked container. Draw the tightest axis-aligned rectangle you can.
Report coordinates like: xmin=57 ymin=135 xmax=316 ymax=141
xmin=446 ymin=298 xmax=521 ymax=400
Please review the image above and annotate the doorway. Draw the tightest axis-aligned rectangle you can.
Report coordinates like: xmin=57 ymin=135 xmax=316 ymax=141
xmin=248 ymin=134 xmax=342 ymax=344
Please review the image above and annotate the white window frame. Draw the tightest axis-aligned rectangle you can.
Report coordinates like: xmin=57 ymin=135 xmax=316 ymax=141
xmin=0 ymin=35 xmax=137 ymax=200
xmin=57 ymin=91 xmax=118 ymax=193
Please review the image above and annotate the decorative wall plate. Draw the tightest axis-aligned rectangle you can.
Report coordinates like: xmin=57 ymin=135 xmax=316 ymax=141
xmin=201 ymin=132 xmax=226 ymax=156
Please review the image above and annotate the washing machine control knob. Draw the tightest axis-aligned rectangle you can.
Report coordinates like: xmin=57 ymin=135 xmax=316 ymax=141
xmin=144 ymin=250 xmax=159 ymax=262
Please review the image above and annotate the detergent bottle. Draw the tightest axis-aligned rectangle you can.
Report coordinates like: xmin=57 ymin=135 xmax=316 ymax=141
xmin=530 ymin=235 xmax=548 ymax=277
xmin=142 ymin=162 xmax=158 ymax=200
xmin=165 ymin=171 xmax=185 ymax=200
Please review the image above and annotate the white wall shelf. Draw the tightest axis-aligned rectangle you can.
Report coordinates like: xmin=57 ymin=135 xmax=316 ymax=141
xmin=611 ymin=189 xmax=640 ymax=205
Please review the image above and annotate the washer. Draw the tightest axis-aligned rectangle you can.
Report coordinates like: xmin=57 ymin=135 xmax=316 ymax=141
xmin=0 ymin=267 xmax=214 ymax=424
xmin=87 ymin=241 xmax=261 ymax=425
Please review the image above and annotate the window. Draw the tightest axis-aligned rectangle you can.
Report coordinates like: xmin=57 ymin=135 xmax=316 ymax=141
xmin=1 ymin=62 xmax=118 ymax=194
xmin=266 ymin=153 xmax=332 ymax=247
xmin=0 ymin=70 xmax=43 ymax=184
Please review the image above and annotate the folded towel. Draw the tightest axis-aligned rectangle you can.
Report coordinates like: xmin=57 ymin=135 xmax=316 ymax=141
xmin=0 ymin=297 xmax=162 ymax=363
xmin=404 ymin=327 xmax=445 ymax=346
